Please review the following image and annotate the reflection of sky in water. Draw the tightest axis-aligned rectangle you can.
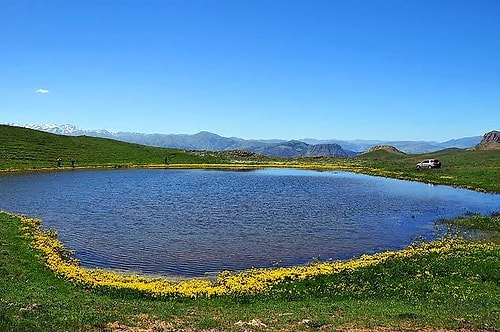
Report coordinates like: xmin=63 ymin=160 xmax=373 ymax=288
xmin=1 ymin=169 xmax=499 ymax=277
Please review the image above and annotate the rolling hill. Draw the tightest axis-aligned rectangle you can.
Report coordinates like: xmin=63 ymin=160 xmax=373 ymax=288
xmin=13 ymin=123 xmax=483 ymax=155
xmin=1 ymin=124 xmax=499 ymax=192
xmin=0 ymin=125 xmax=227 ymax=170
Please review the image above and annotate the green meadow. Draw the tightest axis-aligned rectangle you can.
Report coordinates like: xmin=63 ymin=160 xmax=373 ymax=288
xmin=350 ymin=147 xmax=500 ymax=193
xmin=1 ymin=124 xmax=499 ymax=331
xmin=1 ymin=212 xmax=498 ymax=331
xmin=1 ymin=124 xmax=498 ymax=192
xmin=0 ymin=125 xmax=228 ymax=170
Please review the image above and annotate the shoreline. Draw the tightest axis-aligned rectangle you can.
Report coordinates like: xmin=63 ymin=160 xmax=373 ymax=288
xmin=2 ymin=188 xmax=499 ymax=330
xmin=5 ymin=210 xmax=497 ymax=298
xmin=1 ymin=162 xmax=498 ymax=193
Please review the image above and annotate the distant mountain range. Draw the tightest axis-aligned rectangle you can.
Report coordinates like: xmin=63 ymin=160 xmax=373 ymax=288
xmin=12 ymin=124 xmax=482 ymax=157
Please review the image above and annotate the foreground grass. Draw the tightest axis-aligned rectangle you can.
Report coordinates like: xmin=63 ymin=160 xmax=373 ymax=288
xmin=1 ymin=211 xmax=499 ymax=331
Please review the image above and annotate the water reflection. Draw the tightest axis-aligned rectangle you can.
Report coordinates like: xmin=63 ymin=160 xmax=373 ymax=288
xmin=0 ymin=168 xmax=498 ymax=277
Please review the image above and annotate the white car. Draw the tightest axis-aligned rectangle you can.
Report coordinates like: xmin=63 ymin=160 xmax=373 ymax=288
xmin=416 ymin=159 xmax=442 ymax=169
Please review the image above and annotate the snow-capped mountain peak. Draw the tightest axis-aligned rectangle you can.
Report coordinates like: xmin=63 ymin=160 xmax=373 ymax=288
xmin=13 ymin=123 xmax=82 ymax=135
xmin=11 ymin=123 xmax=117 ymax=136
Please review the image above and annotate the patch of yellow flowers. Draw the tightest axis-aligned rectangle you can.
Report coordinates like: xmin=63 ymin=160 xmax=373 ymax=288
xmin=15 ymin=213 xmax=496 ymax=299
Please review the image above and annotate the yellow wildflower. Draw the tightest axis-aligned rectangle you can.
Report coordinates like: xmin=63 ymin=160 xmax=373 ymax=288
xmin=4 ymin=211 xmax=496 ymax=299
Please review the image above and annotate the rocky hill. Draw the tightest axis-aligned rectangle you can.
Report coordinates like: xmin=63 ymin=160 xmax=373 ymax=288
xmin=252 ymin=140 xmax=309 ymax=158
xmin=304 ymin=143 xmax=357 ymax=158
xmin=475 ymin=130 xmax=500 ymax=150
xmin=245 ymin=140 xmax=357 ymax=158
xmin=365 ymin=145 xmax=405 ymax=154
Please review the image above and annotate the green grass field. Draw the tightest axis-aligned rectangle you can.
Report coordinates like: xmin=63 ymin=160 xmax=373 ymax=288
xmin=1 ymin=124 xmax=499 ymax=331
xmin=1 ymin=212 xmax=498 ymax=331
xmin=350 ymin=148 xmax=500 ymax=193
xmin=0 ymin=125 xmax=229 ymax=170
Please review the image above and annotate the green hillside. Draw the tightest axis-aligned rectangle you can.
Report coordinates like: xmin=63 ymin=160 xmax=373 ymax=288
xmin=0 ymin=125 xmax=227 ymax=170
xmin=353 ymin=148 xmax=500 ymax=192
xmin=1 ymin=124 xmax=499 ymax=192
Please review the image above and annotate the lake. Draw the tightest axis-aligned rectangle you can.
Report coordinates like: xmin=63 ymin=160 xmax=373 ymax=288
xmin=1 ymin=168 xmax=499 ymax=277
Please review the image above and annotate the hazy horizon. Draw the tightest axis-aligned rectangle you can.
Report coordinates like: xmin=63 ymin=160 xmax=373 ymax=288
xmin=6 ymin=122 xmax=488 ymax=145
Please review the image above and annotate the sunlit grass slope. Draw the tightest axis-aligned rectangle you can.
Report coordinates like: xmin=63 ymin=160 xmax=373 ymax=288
xmin=0 ymin=125 xmax=228 ymax=170
xmin=352 ymin=148 xmax=500 ymax=192
xmin=1 ymin=211 xmax=498 ymax=331
xmin=1 ymin=124 xmax=499 ymax=192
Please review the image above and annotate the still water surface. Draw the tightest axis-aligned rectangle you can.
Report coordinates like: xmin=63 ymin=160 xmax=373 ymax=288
xmin=1 ymin=168 xmax=499 ymax=277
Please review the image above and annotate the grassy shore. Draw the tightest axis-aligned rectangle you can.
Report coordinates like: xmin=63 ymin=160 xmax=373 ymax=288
xmin=349 ymin=148 xmax=500 ymax=193
xmin=1 ymin=124 xmax=499 ymax=330
xmin=2 ymin=125 xmax=499 ymax=192
xmin=1 ymin=211 xmax=498 ymax=331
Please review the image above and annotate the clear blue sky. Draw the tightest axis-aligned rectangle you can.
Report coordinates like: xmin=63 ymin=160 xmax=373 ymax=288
xmin=1 ymin=0 xmax=499 ymax=141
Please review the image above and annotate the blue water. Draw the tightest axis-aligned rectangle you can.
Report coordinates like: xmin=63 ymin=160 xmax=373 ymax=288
xmin=1 ymin=168 xmax=498 ymax=277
